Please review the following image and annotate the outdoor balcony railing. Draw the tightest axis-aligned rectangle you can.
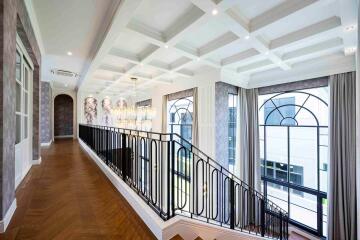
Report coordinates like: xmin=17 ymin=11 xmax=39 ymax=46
xmin=79 ymin=124 xmax=289 ymax=239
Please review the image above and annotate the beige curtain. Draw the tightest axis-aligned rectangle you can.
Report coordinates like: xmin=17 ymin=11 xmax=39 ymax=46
xmin=328 ymin=72 xmax=357 ymax=240
xmin=192 ymin=87 xmax=199 ymax=147
xmin=235 ymin=88 xmax=260 ymax=191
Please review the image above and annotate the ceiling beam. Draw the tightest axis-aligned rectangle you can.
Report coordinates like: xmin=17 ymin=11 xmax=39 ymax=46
xmin=221 ymin=48 xmax=260 ymax=66
xmin=282 ymin=38 xmax=343 ymax=62
xmin=198 ymin=31 xmax=239 ymax=57
xmin=250 ymin=0 xmax=318 ymax=33
xmin=237 ymin=60 xmax=277 ymax=74
xmin=270 ymin=16 xmax=342 ymax=50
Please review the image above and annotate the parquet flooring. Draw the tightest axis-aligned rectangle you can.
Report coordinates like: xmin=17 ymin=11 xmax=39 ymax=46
xmin=0 ymin=139 xmax=156 ymax=240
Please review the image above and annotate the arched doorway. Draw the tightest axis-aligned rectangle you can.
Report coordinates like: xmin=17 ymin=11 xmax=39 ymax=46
xmin=54 ymin=94 xmax=74 ymax=138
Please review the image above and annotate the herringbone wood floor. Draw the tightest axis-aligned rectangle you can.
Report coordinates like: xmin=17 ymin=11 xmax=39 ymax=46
xmin=0 ymin=139 xmax=156 ymax=240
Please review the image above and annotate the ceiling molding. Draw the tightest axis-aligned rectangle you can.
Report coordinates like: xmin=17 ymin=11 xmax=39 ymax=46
xmin=24 ymin=0 xmax=46 ymax=56
xmin=248 ymin=53 xmax=356 ymax=88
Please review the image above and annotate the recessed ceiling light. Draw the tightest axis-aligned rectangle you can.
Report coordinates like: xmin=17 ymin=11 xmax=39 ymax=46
xmin=212 ymin=9 xmax=218 ymax=15
xmin=265 ymin=51 xmax=269 ymax=55
xmin=345 ymin=24 xmax=357 ymax=32
xmin=245 ymin=35 xmax=250 ymax=40
xmin=64 ymin=83 xmax=68 ymax=87
xmin=140 ymin=63 xmax=144 ymax=66
xmin=196 ymin=57 xmax=200 ymax=61
xmin=344 ymin=46 xmax=357 ymax=55
xmin=67 ymin=51 xmax=72 ymax=56
xmin=164 ymin=45 xmax=169 ymax=49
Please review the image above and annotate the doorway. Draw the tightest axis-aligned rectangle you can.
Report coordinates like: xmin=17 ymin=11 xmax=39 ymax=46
xmin=15 ymin=36 xmax=34 ymax=188
xmin=54 ymin=94 xmax=74 ymax=138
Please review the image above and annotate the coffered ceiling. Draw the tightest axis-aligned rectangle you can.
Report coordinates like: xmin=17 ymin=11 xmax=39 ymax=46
xmin=32 ymin=0 xmax=358 ymax=93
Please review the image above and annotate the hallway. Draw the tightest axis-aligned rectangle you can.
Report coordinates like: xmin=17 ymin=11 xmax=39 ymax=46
xmin=1 ymin=139 xmax=155 ymax=240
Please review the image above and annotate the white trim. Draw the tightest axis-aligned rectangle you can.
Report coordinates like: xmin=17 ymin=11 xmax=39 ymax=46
xmin=79 ymin=139 xmax=264 ymax=240
xmin=23 ymin=0 xmax=45 ymax=56
xmin=33 ymin=157 xmax=42 ymax=165
xmin=15 ymin=163 xmax=32 ymax=189
xmin=41 ymin=140 xmax=52 ymax=147
xmin=0 ymin=199 xmax=17 ymax=233
xmin=54 ymin=135 xmax=74 ymax=139
xmin=16 ymin=34 xmax=34 ymax=70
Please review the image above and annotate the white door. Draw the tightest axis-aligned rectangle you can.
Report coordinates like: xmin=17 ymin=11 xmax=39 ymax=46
xmin=15 ymin=38 xmax=33 ymax=188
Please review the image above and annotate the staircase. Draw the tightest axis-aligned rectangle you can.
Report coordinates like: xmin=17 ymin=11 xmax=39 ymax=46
xmin=79 ymin=124 xmax=289 ymax=239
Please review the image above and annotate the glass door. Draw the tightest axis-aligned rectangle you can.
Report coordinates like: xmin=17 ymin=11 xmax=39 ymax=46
xmin=15 ymin=37 xmax=33 ymax=188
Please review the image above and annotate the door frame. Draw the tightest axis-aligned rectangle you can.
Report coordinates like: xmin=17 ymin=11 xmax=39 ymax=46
xmin=15 ymin=34 xmax=34 ymax=189
xmin=52 ymin=90 xmax=77 ymax=140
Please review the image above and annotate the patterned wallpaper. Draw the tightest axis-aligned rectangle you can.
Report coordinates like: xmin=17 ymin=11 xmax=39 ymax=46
xmin=40 ymin=82 xmax=52 ymax=143
xmin=0 ymin=0 xmax=42 ymax=217
xmin=215 ymin=82 xmax=238 ymax=167
xmin=54 ymin=94 xmax=73 ymax=136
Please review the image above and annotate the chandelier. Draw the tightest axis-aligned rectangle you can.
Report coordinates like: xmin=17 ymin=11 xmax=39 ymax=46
xmin=112 ymin=78 xmax=156 ymax=131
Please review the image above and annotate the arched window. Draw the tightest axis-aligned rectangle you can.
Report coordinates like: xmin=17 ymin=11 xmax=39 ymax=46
xmin=258 ymin=88 xmax=328 ymax=237
xmin=168 ymin=97 xmax=193 ymax=145
xmin=167 ymin=96 xmax=193 ymax=180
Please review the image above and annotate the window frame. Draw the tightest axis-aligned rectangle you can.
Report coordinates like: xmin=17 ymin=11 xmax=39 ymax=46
xmin=259 ymin=90 xmax=328 ymax=237
xmin=15 ymin=40 xmax=33 ymax=145
xmin=228 ymin=93 xmax=237 ymax=173
xmin=167 ymin=96 xmax=194 ymax=180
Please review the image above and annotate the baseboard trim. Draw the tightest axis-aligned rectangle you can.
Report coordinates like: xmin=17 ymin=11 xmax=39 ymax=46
xmin=0 ymin=199 xmax=17 ymax=233
xmin=41 ymin=140 xmax=52 ymax=147
xmin=33 ymin=157 xmax=42 ymax=165
xmin=54 ymin=135 xmax=73 ymax=139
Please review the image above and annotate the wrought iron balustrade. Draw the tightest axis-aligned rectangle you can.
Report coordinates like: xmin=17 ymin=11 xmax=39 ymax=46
xmin=79 ymin=124 xmax=289 ymax=239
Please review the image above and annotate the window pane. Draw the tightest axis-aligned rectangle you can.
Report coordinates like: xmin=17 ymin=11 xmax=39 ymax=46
xmin=319 ymin=127 xmax=329 ymax=192
xmin=16 ymin=114 xmax=21 ymax=144
xmin=323 ymin=198 xmax=328 ymax=237
xmin=24 ymin=67 xmax=29 ymax=90
xmin=265 ymin=126 xmax=288 ymax=179
xmin=290 ymin=127 xmax=317 ymax=189
xmin=320 ymin=146 xmax=328 ymax=192
xmin=24 ymin=91 xmax=28 ymax=114
xmin=264 ymin=97 xmax=295 ymax=125
xmin=16 ymin=83 xmax=21 ymax=112
xmin=267 ymin=182 xmax=288 ymax=212
xmin=24 ymin=116 xmax=28 ymax=139
xmin=290 ymin=191 xmax=317 ymax=229
xmin=228 ymin=93 xmax=237 ymax=172
xmin=259 ymin=126 xmax=264 ymax=161
xmin=16 ymin=51 xmax=21 ymax=81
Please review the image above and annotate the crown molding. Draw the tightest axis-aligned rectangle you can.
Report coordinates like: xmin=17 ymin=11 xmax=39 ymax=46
xmin=24 ymin=0 xmax=45 ymax=56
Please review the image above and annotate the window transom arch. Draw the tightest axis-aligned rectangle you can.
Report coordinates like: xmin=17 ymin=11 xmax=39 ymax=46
xmin=259 ymin=91 xmax=328 ymax=127
xmin=168 ymin=97 xmax=193 ymax=125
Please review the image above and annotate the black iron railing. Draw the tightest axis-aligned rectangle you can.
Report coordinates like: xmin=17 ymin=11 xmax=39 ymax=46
xmin=79 ymin=124 xmax=289 ymax=239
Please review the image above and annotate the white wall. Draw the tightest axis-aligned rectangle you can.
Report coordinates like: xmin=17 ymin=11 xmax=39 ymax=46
xmin=147 ymin=68 xmax=219 ymax=158
xmin=77 ymin=91 xmax=129 ymax=125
